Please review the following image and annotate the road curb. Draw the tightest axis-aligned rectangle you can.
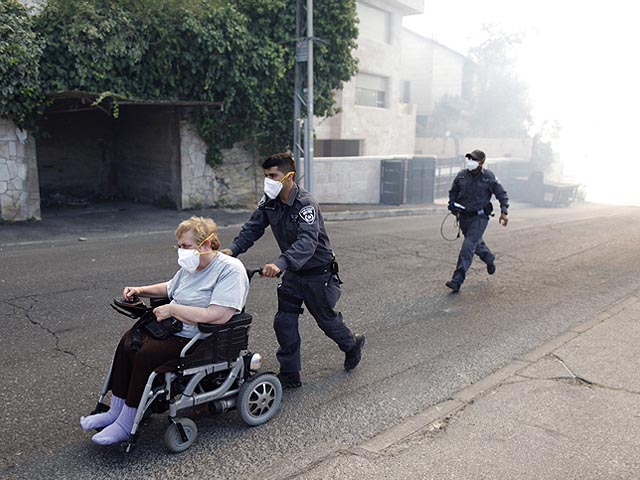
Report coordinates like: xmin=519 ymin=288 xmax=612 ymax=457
xmin=267 ymin=296 xmax=640 ymax=480
xmin=324 ymin=206 xmax=447 ymax=221
xmin=353 ymin=294 xmax=640 ymax=454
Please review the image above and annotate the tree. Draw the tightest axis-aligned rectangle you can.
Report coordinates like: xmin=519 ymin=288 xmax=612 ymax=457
xmin=426 ymin=94 xmax=471 ymax=137
xmin=427 ymin=24 xmax=532 ymax=139
xmin=0 ymin=0 xmax=44 ymax=129
xmin=2 ymin=0 xmax=358 ymax=163
xmin=467 ymin=25 xmax=532 ymax=136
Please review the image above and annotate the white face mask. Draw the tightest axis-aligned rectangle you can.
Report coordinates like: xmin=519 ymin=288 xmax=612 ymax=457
xmin=263 ymin=177 xmax=283 ymax=199
xmin=466 ymin=159 xmax=480 ymax=171
xmin=263 ymin=172 xmax=293 ymax=199
xmin=178 ymin=248 xmax=201 ymax=273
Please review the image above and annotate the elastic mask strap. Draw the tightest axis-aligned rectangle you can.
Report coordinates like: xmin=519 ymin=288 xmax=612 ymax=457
xmin=280 ymin=172 xmax=293 ymax=184
xmin=195 ymin=232 xmax=216 ymax=256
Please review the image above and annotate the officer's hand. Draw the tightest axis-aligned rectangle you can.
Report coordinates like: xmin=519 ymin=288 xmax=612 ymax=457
xmin=262 ymin=263 xmax=281 ymax=278
xmin=220 ymin=248 xmax=233 ymax=256
xmin=499 ymin=213 xmax=509 ymax=226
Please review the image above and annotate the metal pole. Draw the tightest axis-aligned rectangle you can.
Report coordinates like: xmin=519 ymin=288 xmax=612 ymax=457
xmin=293 ymin=0 xmax=303 ymax=175
xmin=304 ymin=0 xmax=314 ymax=192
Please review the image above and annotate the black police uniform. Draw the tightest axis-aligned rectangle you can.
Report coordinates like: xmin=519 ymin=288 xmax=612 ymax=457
xmin=228 ymin=184 xmax=357 ymax=375
xmin=448 ymin=168 xmax=509 ymax=287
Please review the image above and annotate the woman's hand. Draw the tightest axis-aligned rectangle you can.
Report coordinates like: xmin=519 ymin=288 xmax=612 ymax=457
xmin=153 ymin=304 xmax=173 ymax=321
xmin=123 ymin=286 xmax=140 ymax=301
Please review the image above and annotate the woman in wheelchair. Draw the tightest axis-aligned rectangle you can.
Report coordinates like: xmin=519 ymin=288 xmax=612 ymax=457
xmin=80 ymin=216 xmax=249 ymax=446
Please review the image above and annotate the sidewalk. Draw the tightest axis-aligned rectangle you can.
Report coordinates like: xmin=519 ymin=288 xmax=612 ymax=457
xmin=278 ymin=295 xmax=640 ymax=480
xmin=0 ymin=201 xmax=447 ymax=246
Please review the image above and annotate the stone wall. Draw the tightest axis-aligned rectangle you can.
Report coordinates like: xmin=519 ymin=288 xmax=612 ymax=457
xmin=0 ymin=119 xmax=41 ymax=221
xmin=179 ymin=121 xmax=260 ymax=209
xmin=310 ymin=156 xmax=385 ymax=203
xmin=215 ymin=143 xmax=261 ymax=208
xmin=310 ymin=155 xmax=414 ymax=204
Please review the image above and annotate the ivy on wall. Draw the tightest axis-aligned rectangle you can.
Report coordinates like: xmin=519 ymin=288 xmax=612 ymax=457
xmin=0 ymin=0 xmax=44 ymax=130
xmin=0 ymin=0 xmax=358 ymax=164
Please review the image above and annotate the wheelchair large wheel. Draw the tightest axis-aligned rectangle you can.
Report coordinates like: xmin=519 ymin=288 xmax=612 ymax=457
xmin=237 ymin=373 xmax=282 ymax=426
xmin=164 ymin=418 xmax=197 ymax=453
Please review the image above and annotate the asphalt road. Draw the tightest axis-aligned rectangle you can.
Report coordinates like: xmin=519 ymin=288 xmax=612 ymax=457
xmin=1 ymin=203 xmax=638 ymax=479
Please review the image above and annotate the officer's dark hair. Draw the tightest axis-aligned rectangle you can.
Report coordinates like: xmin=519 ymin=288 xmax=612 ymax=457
xmin=262 ymin=152 xmax=296 ymax=174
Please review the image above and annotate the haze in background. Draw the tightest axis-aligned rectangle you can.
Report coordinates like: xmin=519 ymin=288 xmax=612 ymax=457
xmin=404 ymin=0 xmax=640 ymax=206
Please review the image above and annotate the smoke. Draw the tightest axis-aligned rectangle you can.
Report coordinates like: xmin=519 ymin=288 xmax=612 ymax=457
xmin=405 ymin=0 xmax=640 ymax=206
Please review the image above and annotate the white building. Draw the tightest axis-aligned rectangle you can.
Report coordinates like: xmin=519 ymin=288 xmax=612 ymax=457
xmin=400 ymin=29 xmax=467 ymax=140
xmin=314 ymin=0 xmax=425 ymax=157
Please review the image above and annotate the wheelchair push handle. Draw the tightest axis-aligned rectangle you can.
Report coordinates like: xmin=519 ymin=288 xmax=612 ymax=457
xmin=246 ymin=267 xmax=282 ymax=281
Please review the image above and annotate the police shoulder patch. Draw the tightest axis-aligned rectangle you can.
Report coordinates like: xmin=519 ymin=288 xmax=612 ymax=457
xmin=299 ymin=205 xmax=316 ymax=225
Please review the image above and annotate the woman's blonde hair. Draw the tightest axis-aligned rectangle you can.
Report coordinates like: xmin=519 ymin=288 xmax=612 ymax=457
xmin=175 ymin=216 xmax=220 ymax=250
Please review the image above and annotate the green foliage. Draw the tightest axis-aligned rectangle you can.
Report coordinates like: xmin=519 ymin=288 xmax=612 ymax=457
xmin=0 ymin=0 xmax=358 ymax=164
xmin=0 ymin=0 xmax=44 ymax=129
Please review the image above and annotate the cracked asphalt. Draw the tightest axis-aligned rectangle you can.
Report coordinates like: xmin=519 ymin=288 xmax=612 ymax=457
xmin=299 ymin=296 xmax=640 ymax=479
xmin=1 ymin=202 xmax=639 ymax=479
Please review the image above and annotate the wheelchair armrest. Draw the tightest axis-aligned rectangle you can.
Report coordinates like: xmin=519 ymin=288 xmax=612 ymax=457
xmin=197 ymin=311 xmax=252 ymax=333
xmin=149 ymin=297 xmax=171 ymax=307
xmin=112 ymin=297 xmax=148 ymax=318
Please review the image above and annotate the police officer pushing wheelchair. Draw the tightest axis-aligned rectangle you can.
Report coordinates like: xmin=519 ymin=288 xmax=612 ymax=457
xmin=221 ymin=152 xmax=365 ymax=388
xmin=446 ymin=150 xmax=509 ymax=293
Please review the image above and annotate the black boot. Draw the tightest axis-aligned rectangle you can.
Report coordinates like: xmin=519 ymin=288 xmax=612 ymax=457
xmin=344 ymin=334 xmax=365 ymax=371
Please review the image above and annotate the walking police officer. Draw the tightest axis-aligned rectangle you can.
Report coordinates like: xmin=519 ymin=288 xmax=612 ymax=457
xmin=446 ymin=150 xmax=509 ymax=292
xmin=221 ymin=152 xmax=364 ymax=388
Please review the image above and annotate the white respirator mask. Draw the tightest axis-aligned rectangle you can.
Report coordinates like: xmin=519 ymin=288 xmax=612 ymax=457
xmin=176 ymin=232 xmax=215 ymax=273
xmin=177 ymin=248 xmax=201 ymax=273
xmin=263 ymin=172 xmax=293 ymax=199
xmin=263 ymin=177 xmax=284 ymax=199
xmin=466 ymin=159 xmax=480 ymax=171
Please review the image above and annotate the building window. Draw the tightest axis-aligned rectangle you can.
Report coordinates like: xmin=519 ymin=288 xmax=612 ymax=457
xmin=357 ymin=2 xmax=391 ymax=44
xmin=401 ymin=80 xmax=411 ymax=104
xmin=315 ymin=139 xmax=361 ymax=157
xmin=355 ymin=73 xmax=388 ymax=108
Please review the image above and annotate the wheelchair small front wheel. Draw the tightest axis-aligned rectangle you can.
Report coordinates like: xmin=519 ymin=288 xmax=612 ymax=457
xmin=164 ymin=418 xmax=198 ymax=453
xmin=237 ymin=373 xmax=282 ymax=426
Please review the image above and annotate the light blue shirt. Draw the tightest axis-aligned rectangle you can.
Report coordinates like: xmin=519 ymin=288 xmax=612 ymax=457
xmin=166 ymin=253 xmax=249 ymax=338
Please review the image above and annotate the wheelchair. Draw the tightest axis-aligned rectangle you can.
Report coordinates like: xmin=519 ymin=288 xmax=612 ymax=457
xmin=89 ymin=270 xmax=282 ymax=453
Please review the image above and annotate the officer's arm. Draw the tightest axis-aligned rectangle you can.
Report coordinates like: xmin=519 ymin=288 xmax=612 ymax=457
xmin=448 ymin=176 xmax=460 ymax=212
xmin=492 ymin=179 xmax=510 ymax=215
xmin=228 ymin=207 xmax=269 ymax=257
xmin=273 ymin=207 xmax=320 ymax=272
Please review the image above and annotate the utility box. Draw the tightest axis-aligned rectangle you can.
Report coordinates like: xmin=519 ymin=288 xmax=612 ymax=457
xmin=406 ymin=156 xmax=436 ymax=204
xmin=380 ymin=157 xmax=436 ymax=205
xmin=380 ymin=160 xmax=406 ymax=205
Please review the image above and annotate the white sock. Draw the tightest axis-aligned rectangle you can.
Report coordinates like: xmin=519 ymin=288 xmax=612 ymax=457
xmin=91 ymin=405 xmax=138 ymax=445
xmin=80 ymin=395 xmax=125 ymax=431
